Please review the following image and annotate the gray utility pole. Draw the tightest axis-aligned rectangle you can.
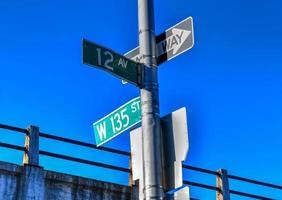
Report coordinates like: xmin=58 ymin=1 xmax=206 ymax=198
xmin=138 ymin=0 xmax=164 ymax=199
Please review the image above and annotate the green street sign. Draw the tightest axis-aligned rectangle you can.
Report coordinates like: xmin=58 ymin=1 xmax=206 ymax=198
xmin=83 ymin=39 xmax=141 ymax=86
xmin=93 ymin=97 xmax=141 ymax=146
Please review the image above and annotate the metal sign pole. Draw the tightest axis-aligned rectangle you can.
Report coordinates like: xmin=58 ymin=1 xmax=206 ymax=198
xmin=138 ymin=0 xmax=164 ymax=199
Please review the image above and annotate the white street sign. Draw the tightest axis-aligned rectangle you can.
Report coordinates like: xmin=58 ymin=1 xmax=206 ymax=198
xmin=130 ymin=107 xmax=189 ymax=199
xmin=161 ymin=107 xmax=189 ymax=163
xmin=125 ymin=17 xmax=194 ymax=65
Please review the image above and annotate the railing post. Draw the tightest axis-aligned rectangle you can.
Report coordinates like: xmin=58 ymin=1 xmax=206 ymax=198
xmin=18 ymin=125 xmax=44 ymax=200
xmin=23 ymin=125 xmax=39 ymax=165
xmin=216 ymin=169 xmax=230 ymax=200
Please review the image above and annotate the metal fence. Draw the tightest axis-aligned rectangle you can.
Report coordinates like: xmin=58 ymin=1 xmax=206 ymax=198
xmin=0 ymin=123 xmax=281 ymax=200
xmin=182 ymin=165 xmax=282 ymax=200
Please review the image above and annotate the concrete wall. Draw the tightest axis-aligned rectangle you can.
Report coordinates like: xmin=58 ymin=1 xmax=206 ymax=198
xmin=0 ymin=161 xmax=132 ymax=200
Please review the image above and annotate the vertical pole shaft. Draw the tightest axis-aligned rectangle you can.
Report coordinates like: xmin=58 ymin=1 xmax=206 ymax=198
xmin=216 ymin=169 xmax=231 ymax=200
xmin=138 ymin=0 xmax=164 ymax=199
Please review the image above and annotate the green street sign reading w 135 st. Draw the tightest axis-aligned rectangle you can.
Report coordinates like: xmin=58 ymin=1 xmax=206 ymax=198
xmin=93 ymin=97 xmax=141 ymax=146
xmin=83 ymin=39 xmax=141 ymax=86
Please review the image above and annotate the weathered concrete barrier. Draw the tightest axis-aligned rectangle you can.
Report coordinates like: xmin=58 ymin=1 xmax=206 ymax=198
xmin=0 ymin=161 xmax=132 ymax=200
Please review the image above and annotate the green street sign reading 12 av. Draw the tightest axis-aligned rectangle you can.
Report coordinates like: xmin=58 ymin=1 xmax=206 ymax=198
xmin=93 ymin=97 xmax=141 ymax=146
xmin=83 ymin=39 xmax=141 ymax=86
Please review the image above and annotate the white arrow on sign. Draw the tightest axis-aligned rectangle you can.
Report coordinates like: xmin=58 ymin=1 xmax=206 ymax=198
xmin=157 ymin=28 xmax=192 ymax=56
xmin=122 ymin=17 xmax=194 ymax=84
xmin=124 ymin=17 xmax=194 ymax=65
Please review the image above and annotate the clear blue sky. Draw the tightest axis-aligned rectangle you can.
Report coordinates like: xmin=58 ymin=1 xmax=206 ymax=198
xmin=0 ymin=0 xmax=282 ymax=199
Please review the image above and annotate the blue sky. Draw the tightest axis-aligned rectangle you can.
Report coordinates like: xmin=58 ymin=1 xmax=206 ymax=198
xmin=0 ymin=0 xmax=282 ymax=199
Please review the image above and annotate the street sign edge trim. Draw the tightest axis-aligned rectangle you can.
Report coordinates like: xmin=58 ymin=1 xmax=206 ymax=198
xmin=124 ymin=46 xmax=139 ymax=56
xmin=161 ymin=17 xmax=194 ymax=62
xmin=93 ymin=96 xmax=141 ymax=126
xmin=83 ymin=38 xmax=141 ymax=86
xmin=163 ymin=16 xmax=193 ymax=33
xmin=96 ymin=119 xmax=141 ymax=147
xmin=83 ymin=38 xmax=139 ymax=66
xmin=123 ymin=16 xmax=194 ymax=65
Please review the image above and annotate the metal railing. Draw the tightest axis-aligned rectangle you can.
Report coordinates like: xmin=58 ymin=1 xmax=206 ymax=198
xmin=182 ymin=165 xmax=281 ymax=199
xmin=0 ymin=123 xmax=281 ymax=199
xmin=0 ymin=123 xmax=130 ymax=173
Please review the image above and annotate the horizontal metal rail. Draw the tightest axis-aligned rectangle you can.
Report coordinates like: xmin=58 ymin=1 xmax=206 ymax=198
xmin=183 ymin=180 xmax=219 ymax=192
xmin=228 ymin=174 xmax=282 ymax=190
xmin=182 ymin=164 xmax=219 ymax=176
xmin=39 ymin=132 xmax=130 ymax=156
xmin=183 ymin=164 xmax=282 ymax=191
xmin=0 ymin=124 xmax=27 ymax=134
xmin=230 ymin=189 xmax=275 ymax=200
xmin=184 ymin=180 xmax=275 ymax=200
xmin=39 ymin=150 xmax=130 ymax=173
xmin=1 ymin=123 xmax=282 ymax=196
xmin=0 ymin=142 xmax=26 ymax=152
xmin=0 ymin=123 xmax=130 ymax=156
